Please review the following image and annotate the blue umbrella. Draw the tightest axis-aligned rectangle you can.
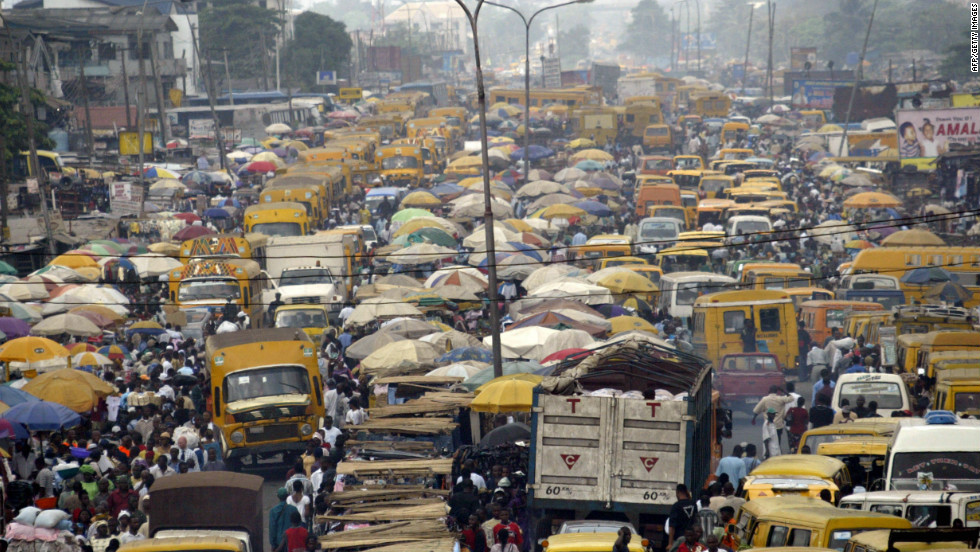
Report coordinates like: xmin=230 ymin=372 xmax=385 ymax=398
xmin=0 ymin=386 xmax=39 ymax=406
xmin=203 ymin=208 xmax=230 ymax=218
xmin=126 ymin=327 xmax=167 ymax=337
xmin=218 ymin=198 xmax=242 ymax=209
xmin=575 ymin=160 xmax=604 ymax=171
xmin=574 ymin=200 xmax=613 ymax=217
xmin=0 ymin=317 xmax=31 ymax=339
xmin=509 ymin=145 xmax=555 ymax=162
xmin=181 ymin=170 xmax=213 ymax=187
xmin=503 ymin=242 xmax=543 ymax=261
xmin=900 ymin=267 xmax=953 ymax=285
xmin=438 ymin=346 xmax=493 ymax=364
xmin=1 ymin=401 xmax=81 ymax=431
xmin=430 ymin=183 xmax=464 ymax=197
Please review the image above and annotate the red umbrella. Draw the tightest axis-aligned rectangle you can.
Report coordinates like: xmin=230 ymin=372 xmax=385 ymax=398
xmin=541 ymin=348 xmax=590 ymax=364
xmin=242 ymin=160 xmax=278 ymax=173
xmin=174 ymin=212 xmax=201 ymax=224
xmin=172 ymin=225 xmax=215 ymax=241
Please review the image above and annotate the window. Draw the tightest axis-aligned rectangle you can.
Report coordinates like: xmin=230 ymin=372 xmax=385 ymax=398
xmin=724 ymin=310 xmax=745 ymax=333
xmin=788 ymin=529 xmax=811 ymax=547
xmin=759 ymin=307 xmax=781 ymax=332
xmin=766 ymin=526 xmax=788 ymax=547
xmin=905 ymin=505 xmax=952 ymax=527
xmin=97 ymin=43 xmax=117 ymax=61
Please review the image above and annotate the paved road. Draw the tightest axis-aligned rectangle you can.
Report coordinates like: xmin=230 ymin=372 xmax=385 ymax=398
xmin=728 ymin=376 xmax=814 ymax=459
xmin=239 ymin=462 xmax=289 ymax=552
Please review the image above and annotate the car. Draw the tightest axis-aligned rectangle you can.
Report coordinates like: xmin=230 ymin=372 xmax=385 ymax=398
xmin=715 ymin=353 xmax=786 ymax=408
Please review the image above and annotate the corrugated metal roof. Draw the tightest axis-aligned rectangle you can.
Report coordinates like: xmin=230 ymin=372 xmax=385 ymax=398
xmin=2 ymin=8 xmax=177 ymax=35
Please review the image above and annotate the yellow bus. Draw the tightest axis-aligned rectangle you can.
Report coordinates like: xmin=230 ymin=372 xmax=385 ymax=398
xmin=179 ymin=233 xmax=268 ymax=267
xmin=692 ymin=289 xmax=800 ymax=373
xmin=375 ymin=144 xmax=425 ymax=187
xmin=260 ymin=185 xmax=324 ymax=224
xmin=850 ymin=247 xmax=980 ymax=305
xmin=207 ymin=328 xmax=324 ymax=467
xmin=168 ymin=259 xmax=267 ymax=327
xmin=572 ymin=106 xmax=618 ymax=146
xmin=488 ymin=86 xmax=602 ymax=108
xmin=622 ymin=102 xmax=664 ymax=142
xmin=915 ymin=331 xmax=980 ymax=376
xmin=691 ymin=92 xmax=732 ymax=118
xmin=243 ymin=202 xmax=310 ymax=237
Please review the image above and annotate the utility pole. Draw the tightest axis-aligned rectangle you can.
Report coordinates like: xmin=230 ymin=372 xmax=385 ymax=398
xmin=0 ymin=136 xmax=8 ymax=246
xmin=203 ymin=50 xmax=227 ymax=170
xmin=78 ymin=42 xmax=96 ymax=164
xmin=15 ymin=39 xmax=56 ymax=257
xmin=223 ymin=48 xmax=234 ymax=105
xmin=670 ymin=10 xmax=675 ymax=72
xmin=766 ymin=1 xmax=774 ymax=111
xmin=149 ymin=37 xmax=170 ymax=144
xmin=120 ymin=48 xmax=132 ymax=129
xmin=136 ymin=29 xmax=148 ymax=199
xmin=741 ymin=4 xmax=753 ymax=96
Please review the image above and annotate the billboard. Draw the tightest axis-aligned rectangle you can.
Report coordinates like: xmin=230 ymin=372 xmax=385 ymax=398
xmin=895 ymin=107 xmax=980 ymax=169
xmin=791 ymin=79 xmax=844 ymax=109
xmin=790 ymin=47 xmax=817 ymax=70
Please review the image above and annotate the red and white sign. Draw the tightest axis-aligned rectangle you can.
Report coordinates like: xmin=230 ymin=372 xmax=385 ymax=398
xmin=560 ymin=454 xmax=580 ymax=470
xmin=640 ymin=457 xmax=659 ymax=472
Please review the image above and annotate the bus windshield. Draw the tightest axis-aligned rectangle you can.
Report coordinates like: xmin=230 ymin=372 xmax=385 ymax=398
xmin=640 ymin=221 xmax=678 ymax=239
xmin=838 ymin=381 xmax=904 ymax=409
xmin=890 ymin=451 xmax=980 ymax=491
xmin=275 ymin=309 xmax=328 ymax=329
xmin=178 ymin=279 xmax=241 ymax=302
xmin=223 ymin=365 xmax=311 ymax=403
xmin=382 ymin=156 xmax=419 ymax=169
xmin=675 ymin=282 xmax=702 ymax=305
xmin=252 ymin=222 xmax=303 ymax=237
xmin=280 ymin=268 xmax=335 ymax=287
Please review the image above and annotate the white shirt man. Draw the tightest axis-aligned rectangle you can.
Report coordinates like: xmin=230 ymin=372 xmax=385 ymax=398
xmin=173 ymin=436 xmax=200 ymax=472
xmin=319 ymin=419 xmax=343 ymax=448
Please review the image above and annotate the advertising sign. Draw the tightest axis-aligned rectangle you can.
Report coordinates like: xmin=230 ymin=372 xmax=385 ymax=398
xmin=316 ymin=70 xmax=337 ymax=85
xmin=896 ymin=107 xmax=980 ymax=169
xmin=111 ymin=182 xmax=143 ymax=216
xmin=542 ymin=57 xmax=562 ymax=89
xmin=791 ymin=80 xmax=844 ymax=109
xmin=118 ymin=131 xmax=153 ymax=155
xmin=338 ymin=87 xmax=363 ymax=100
xmin=790 ymin=47 xmax=818 ymax=70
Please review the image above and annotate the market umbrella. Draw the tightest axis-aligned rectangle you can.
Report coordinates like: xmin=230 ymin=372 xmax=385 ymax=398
xmin=0 ymin=261 xmax=16 ymax=276
xmin=172 ymin=225 xmax=215 ymax=241
xmin=574 ymin=200 xmax=613 ymax=217
xmin=881 ymin=229 xmax=946 ymax=247
xmin=842 ymin=191 xmax=902 ymax=209
xmin=31 ymin=313 xmax=102 ymax=337
xmin=400 ymin=191 xmax=443 ymax=208
xmin=22 ymin=369 xmax=116 ymax=413
xmin=97 ymin=344 xmax=131 ymax=361
xmin=0 ymin=317 xmax=31 ymax=339
xmin=516 ymin=180 xmax=567 ymax=198
xmin=923 ymin=204 xmax=951 ymax=215
xmin=540 ymin=348 xmax=590 ymax=364
xmin=425 ymin=363 xmax=485 ymax=379
xmin=523 ymin=265 xmax=585 ymax=292
xmin=0 ymin=401 xmax=81 ymax=431
xmin=463 ymin=223 xmax=519 ymax=248
xmin=345 ymin=330 xmax=405 ymax=360
xmin=386 ymin=244 xmax=458 ymax=266
xmin=0 ymin=299 xmax=41 ymax=323
xmin=478 ymin=422 xmax=531 ymax=448
xmin=487 ymin=326 xmax=560 ymax=360
xmin=48 ymin=253 xmax=98 ymax=270
xmin=127 ymin=320 xmax=167 ymax=336
xmin=149 ymin=179 xmax=186 ymax=192
xmin=69 ymin=343 xmax=97 ymax=355
xmin=71 ymin=352 xmax=113 ymax=368
xmin=240 ymin=160 xmax=280 ymax=174
xmin=496 ymin=255 xmax=541 ymax=280
xmin=265 ymin=122 xmax=292 ymax=134
xmin=509 ymin=145 xmax=555 ymax=162
xmin=608 ymin=315 xmax=658 ymax=335
xmin=0 ymin=387 xmax=38 ymax=406
xmin=923 ymin=281 xmax=973 ymax=304
xmin=70 ymin=305 xmax=126 ymax=325
xmin=536 ymin=204 xmax=586 ymax=220
xmin=527 ymin=279 xmax=613 ymax=305
xmin=900 ymin=267 xmax=954 ymax=285
xmin=554 ymin=167 xmax=588 ymax=182
xmin=129 ymin=254 xmax=183 ymax=278
xmin=203 ymin=208 xmax=230 ymax=218
xmin=570 ymin=148 xmax=614 ymax=162
xmin=0 ymin=336 xmax=69 ymax=373
xmin=471 ymin=378 xmax=538 ymax=413
xmin=438 ymin=346 xmax=493 ymax=364
xmin=844 ymin=239 xmax=876 ymax=250
xmin=360 ymin=340 xmax=442 ymax=373
xmin=463 ymin=361 xmax=543 ymax=390
xmin=405 ymin=227 xmax=457 ymax=248
xmin=142 ymin=166 xmax=179 ymax=179
xmin=420 ymin=329 xmax=483 ymax=351
xmin=344 ymin=297 xmax=424 ymax=327
xmin=381 ymin=317 xmax=441 ymax=339
xmin=391 ymin=208 xmax=434 ymax=223
xmin=574 ymin=160 xmax=605 ymax=171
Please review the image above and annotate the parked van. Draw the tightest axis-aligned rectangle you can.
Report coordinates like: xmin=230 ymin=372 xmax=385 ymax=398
xmin=842 ymin=528 xmax=978 ymax=552
xmin=725 ymin=215 xmax=772 ymax=245
xmin=699 ymin=175 xmax=735 ymax=199
xmin=635 ymin=183 xmax=682 ymax=217
xmin=799 ymin=300 xmax=886 ymax=346
xmin=636 ymin=217 xmax=683 ymax=255
xmin=736 ymin=497 xmax=912 ymax=550
xmin=658 ymin=272 xmax=736 ymax=327
xmin=642 ymin=124 xmax=675 ymax=154
xmin=933 ymin=364 xmax=980 ymax=417
xmin=742 ymin=455 xmax=852 ymax=502
xmin=886 ymin=416 xmax=980 ymax=492
xmin=733 ymin=497 xmax=836 ymax=549
xmin=831 ymin=373 xmax=912 ymax=418
xmin=841 ymin=492 xmax=980 ymax=528
xmin=692 ymin=290 xmax=799 ymax=372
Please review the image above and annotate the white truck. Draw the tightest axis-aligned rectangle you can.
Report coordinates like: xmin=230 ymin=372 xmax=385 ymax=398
xmin=262 ymin=234 xmax=353 ymax=323
xmin=528 ymin=342 xmax=717 ymax=541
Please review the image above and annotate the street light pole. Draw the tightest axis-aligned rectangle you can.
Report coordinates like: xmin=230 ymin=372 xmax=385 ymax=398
xmin=691 ymin=0 xmax=701 ymax=75
xmin=485 ymin=0 xmax=593 ymax=185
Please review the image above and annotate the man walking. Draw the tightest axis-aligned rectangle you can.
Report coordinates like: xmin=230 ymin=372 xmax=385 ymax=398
xmin=270 ymin=487 xmax=300 ymax=552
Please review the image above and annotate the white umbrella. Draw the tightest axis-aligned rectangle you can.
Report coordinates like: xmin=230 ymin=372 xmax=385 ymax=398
xmin=516 ymin=180 xmax=567 ymax=198
xmin=28 ymin=266 xmax=86 ymax=283
xmin=425 ymin=363 xmax=485 ymax=378
xmin=41 ymin=286 xmax=130 ymax=317
xmin=385 ymin=243 xmax=458 ymax=266
xmin=344 ymin=297 xmax=424 ymax=327
xmin=527 ymin=279 xmax=614 ymax=305
xmin=0 ymin=278 xmax=49 ymax=301
xmin=265 ymin=123 xmax=292 ymax=134
xmin=451 ymin=194 xmax=513 ymax=218
xmin=31 ymin=313 xmax=102 ymax=337
xmin=554 ymin=167 xmax=587 ymax=182
xmin=523 ymin=265 xmax=584 ymax=292
xmin=424 ymin=266 xmax=489 ymax=288
xmin=130 ymin=254 xmax=183 ymax=278
xmin=486 ymin=326 xmax=560 ymax=360
xmin=71 ymin=352 xmax=114 ymax=367
xmin=541 ymin=329 xmax=595 ymax=361
xmin=463 ymin=223 xmax=519 ymax=248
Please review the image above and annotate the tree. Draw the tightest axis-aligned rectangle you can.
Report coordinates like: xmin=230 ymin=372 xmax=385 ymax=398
xmin=619 ymin=0 xmax=671 ymax=62
xmin=199 ymin=0 xmax=280 ymax=84
xmin=558 ymin=24 xmax=590 ymax=68
xmin=940 ymin=34 xmax=971 ymax=81
xmin=0 ymin=61 xmax=54 ymax=177
xmin=282 ymin=12 xmax=353 ymax=91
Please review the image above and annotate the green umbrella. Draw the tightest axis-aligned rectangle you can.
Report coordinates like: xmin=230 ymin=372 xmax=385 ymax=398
xmin=391 ymin=208 xmax=434 ymax=223
xmin=408 ymin=227 xmax=457 ymax=247
xmin=0 ymin=261 xmax=16 ymax=276
xmin=462 ymin=360 xmax=543 ymax=390
xmin=86 ymin=240 xmax=128 ymax=253
xmin=82 ymin=244 xmax=118 ymax=257
xmin=0 ymin=301 xmax=42 ymax=324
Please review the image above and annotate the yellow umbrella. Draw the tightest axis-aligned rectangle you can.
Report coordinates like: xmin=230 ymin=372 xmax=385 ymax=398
xmin=475 ymin=373 xmax=543 ymax=393
xmin=148 ymin=242 xmax=180 ymax=256
xmin=458 ymin=177 xmax=483 ymax=188
xmin=70 ymin=305 xmax=127 ymax=324
xmin=22 ymin=369 xmax=116 ymax=413
xmin=48 ymin=254 xmax=99 ymax=269
xmin=906 ymin=187 xmax=932 ymax=197
xmin=470 ymin=377 xmax=539 ymax=413
xmin=881 ymin=228 xmax=946 ymax=247
xmin=69 ymin=343 xmax=97 ymax=355
xmin=0 ymin=336 xmax=70 ymax=364
xmin=570 ymin=149 xmax=614 ymax=163
xmin=0 ymin=401 xmax=9 ymax=415
xmin=400 ymin=190 xmax=443 ymax=208
xmin=449 ymin=156 xmax=484 ymax=170
xmin=130 ymin=320 xmax=165 ymax=331
xmin=73 ymin=267 xmax=101 ymax=282
xmin=392 ymin=217 xmax=456 ymax=238
xmin=818 ymin=164 xmax=843 ymax=178
xmin=817 ymin=124 xmax=843 ymax=133
xmin=608 ymin=315 xmax=657 ymax=335
xmin=842 ymin=191 xmax=902 ymax=209
xmin=595 ymin=271 xmax=659 ymax=294
xmin=537 ymin=204 xmax=587 ymax=220
xmin=568 ymin=138 xmax=596 ymax=149
xmin=284 ymin=140 xmax=309 ymax=151
xmin=503 ymin=219 xmax=533 ymax=232
xmin=488 ymin=136 xmax=515 ymax=145
xmin=251 ymin=152 xmax=286 ymax=166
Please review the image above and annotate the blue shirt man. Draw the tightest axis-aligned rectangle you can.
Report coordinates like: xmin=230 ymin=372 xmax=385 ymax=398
xmin=715 ymin=453 xmax=746 ymax=484
xmin=571 ymin=231 xmax=587 ymax=246
xmin=269 ymin=487 xmax=299 ymax=550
